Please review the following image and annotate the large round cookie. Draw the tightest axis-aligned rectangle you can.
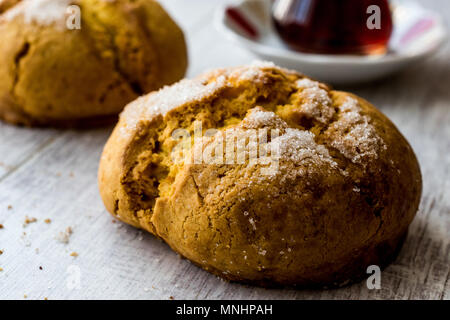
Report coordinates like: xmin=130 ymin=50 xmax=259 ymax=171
xmin=0 ymin=0 xmax=187 ymax=127
xmin=98 ymin=62 xmax=422 ymax=287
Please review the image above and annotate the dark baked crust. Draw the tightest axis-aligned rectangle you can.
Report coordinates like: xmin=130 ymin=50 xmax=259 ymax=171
xmin=98 ymin=62 xmax=422 ymax=287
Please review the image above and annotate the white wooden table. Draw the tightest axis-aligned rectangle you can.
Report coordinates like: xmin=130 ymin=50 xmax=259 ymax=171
xmin=0 ymin=0 xmax=448 ymax=300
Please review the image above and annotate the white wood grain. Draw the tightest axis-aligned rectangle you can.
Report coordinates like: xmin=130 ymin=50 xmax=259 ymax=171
xmin=0 ymin=0 xmax=448 ymax=300
xmin=0 ymin=124 xmax=57 ymax=179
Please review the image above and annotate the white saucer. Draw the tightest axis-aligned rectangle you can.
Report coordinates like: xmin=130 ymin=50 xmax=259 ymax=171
xmin=215 ymin=0 xmax=447 ymax=85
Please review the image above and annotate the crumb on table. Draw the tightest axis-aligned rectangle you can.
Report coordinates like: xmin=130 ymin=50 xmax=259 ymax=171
xmin=23 ymin=216 xmax=37 ymax=227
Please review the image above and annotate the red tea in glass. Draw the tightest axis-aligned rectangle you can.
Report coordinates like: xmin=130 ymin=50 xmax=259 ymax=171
xmin=272 ymin=0 xmax=393 ymax=55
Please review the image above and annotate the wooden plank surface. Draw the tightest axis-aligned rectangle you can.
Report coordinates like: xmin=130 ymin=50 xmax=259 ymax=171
xmin=0 ymin=0 xmax=448 ymax=300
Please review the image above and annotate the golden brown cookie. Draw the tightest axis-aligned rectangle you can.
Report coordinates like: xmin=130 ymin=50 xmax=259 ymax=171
xmin=98 ymin=62 xmax=422 ymax=287
xmin=0 ymin=0 xmax=20 ymax=13
xmin=0 ymin=0 xmax=187 ymax=127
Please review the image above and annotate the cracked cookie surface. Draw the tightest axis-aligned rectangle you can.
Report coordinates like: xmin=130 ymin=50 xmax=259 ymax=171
xmin=0 ymin=0 xmax=187 ymax=127
xmin=98 ymin=62 xmax=422 ymax=287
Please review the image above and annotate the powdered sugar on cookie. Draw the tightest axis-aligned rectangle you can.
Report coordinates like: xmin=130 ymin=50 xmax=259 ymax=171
xmin=329 ymin=96 xmax=386 ymax=164
xmin=148 ymin=76 xmax=227 ymax=117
